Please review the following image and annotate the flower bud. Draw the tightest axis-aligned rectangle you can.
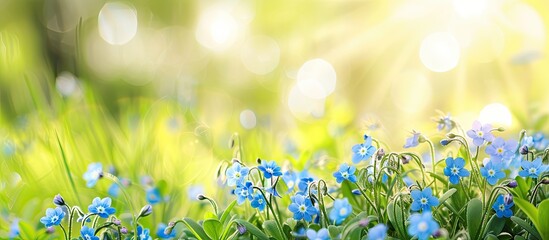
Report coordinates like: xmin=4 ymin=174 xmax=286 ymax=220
xmin=168 ymin=221 xmax=175 ymax=228
xmin=164 ymin=226 xmax=174 ymax=235
xmin=237 ymin=224 xmax=247 ymax=234
xmin=358 ymin=219 xmax=369 ymax=227
xmin=433 ymin=228 xmax=448 ymax=238
xmin=446 ymin=133 xmax=456 ymax=139
xmin=440 ymin=139 xmax=450 ymax=146
xmin=519 ymin=145 xmax=529 ymax=155
xmin=120 ymin=227 xmax=128 ymax=234
xmin=504 ymin=194 xmax=513 ymax=205
xmin=256 ymin=158 xmax=262 ymax=164
xmin=376 ymin=148 xmax=385 ymax=161
xmin=400 ymin=155 xmax=411 ymax=165
xmin=542 ymin=179 xmax=549 ymax=185
xmin=351 ymin=189 xmax=361 ymax=195
xmin=113 ymin=219 xmax=121 ymax=225
xmin=197 ymin=194 xmax=206 ymax=201
xmin=229 ymin=138 xmax=235 ymax=149
xmin=138 ymin=205 xmax=153 ymax=218
xmin=506 ymin=180 xmax=518 ymax=188
xmin=53 ymin=194 xmax=65 ymax=206
xmin=497 ymin=127 xmax=505 ymax=132
xmin=46 ymin=227 xmax=55 ymax=234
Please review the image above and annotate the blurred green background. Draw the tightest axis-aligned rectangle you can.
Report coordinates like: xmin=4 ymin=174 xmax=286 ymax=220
xmin=1 ymin=0 xmax=549 ymax=237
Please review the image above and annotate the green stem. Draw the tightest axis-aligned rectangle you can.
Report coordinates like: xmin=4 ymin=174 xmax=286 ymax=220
xmin=482 ymin=182 xmax=486 ymax=210
xmin=459 ymin=180 xmax=471 ymax=201
xmin=373 ymin=155 xmax=382 ymax=221
xmin=530 ymin=178 xmax=547 ymax=204
xmin=247 ymin=167 xmax=263 ymax=187
xmin=426 ymin=139 xmax=438 ymax=194
xmin=403 ymin=152 xmax=427 ymax=185
xmin=478 ymin=186 xmax=511 ymax=239
xmin=81 ymin=213 xmax=98 ymax=227
xmin=92 ymin=215 xmax=100 ymax=229
xmin=94 ymin=222 xmax=116 ymax=235
xmin=317 ymin=180 xmax=331 ymax=227
xmin=469 ymin=146 xmax=482 ymax=195
xmin=67 ymin=207 xmax=78 ymax=239
xmin=354 ymin=183 xmax=379 ymax=219
xmin=117 ymin=226 xmax=122 ymax=240
xmin=59 ymin=224 xmax=68 ymax=240
xmin=236 ymin=133 xmax=243 ymax=161
xmin=272 ymin=191 xmax=282 ymax=220
xmin=253 ymin=187 xmax=285 ymax=238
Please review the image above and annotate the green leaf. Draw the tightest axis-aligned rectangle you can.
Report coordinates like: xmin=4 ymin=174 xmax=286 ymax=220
xmin=467 ymin=198 xmax=483 ymax=240
xmin=182 ymin=218 xmax=211 ymax=240
xmin=442 ymin=201 xmax=466 ymax=223
xmin=485 ymin=234 xmax=498 ymax=240
xmin=204 ymin=211 xmax=217 ymax=220
xmin=497 ymin=232 xmax=513 ymax=240
xmin=341 ymin=213 xmax=375 ymax=239
xmin=220 ymin=215 xmax=239 ymax=239
xmin=220 ymin=200 xmax=237 ymax=224
xmin=514 ymin=177 xmax=529 ymax=200
xmin=157 ymin=179 xmax=168 ymax=196
xmin=234 ymin=219 xmax=268 ymax=240
xmin=513 ymin=197 xmax=539 ymax=230
xmin=438 ymin=188 xmax=457 ymax=205
xmin=387 ymin=200 xmax=406 ymax=239
xmin=428 ymin=172 xmax=449 ymax=186
xmin=56 ymin=134 xmax=81 ymax=205
xmin=276 ymin=177 xmax=289 ymax=195
xmin=341 ymin=181 xmax=359 ymax=207
xmin=18 ymin=220 xmax=36 ymax=239
xmin=283 ymin=224 xmax=293 ymax=239
xmin=537 ymin=199 xmax=549 ymax=240
xmin=348 ymin=228 xmax=363 ymax=239
xmin=483 ymin=215 xmax=506 ymax=237
xmin=263 ymin=220 xmax=285 ymax=240
xmin=203 ymin=219 xmax=222 ymax=240
xmin=308 ymin=223 xmax=321 ymax=231
xmin=182 ymin=229 xmax=195 ymax=238
xmin=510 ymin=216 xmax=541 ymax=240
xmin=285 ymin=218 xmax=297 ymax=229
xmin=513 ymin=235 xmax=526 ymax=240
xmin=328 ymin=225 xmax=341 ymax=239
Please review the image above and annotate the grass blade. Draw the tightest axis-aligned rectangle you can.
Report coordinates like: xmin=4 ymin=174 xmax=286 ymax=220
xmin=56 ymin=133 xmax=81 ymax=205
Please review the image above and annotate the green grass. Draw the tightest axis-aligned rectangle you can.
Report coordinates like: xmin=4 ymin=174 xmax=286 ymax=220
xmin=0 ymin=79 xmax=363 ymax=238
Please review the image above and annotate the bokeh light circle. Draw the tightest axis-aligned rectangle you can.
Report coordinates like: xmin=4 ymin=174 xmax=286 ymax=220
xmin=56 ymin=72 xmax=80 ymax=97
xmin=195 ymin=8 xmax=239 ymax=51
xmin=240 ymin=109 xmax=257 ymax=129
xmin=419 ymin=32 xmax=460 ymax=72
xmin=98 ymin=2 xmax=138 ymax=45
xmin=479 ymin=103 xmax=512 ymax=127
xmin=452 ymin=0 xmax=487 ymax=19
xmin=296 ymin=58 xmax=337 ymax=99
